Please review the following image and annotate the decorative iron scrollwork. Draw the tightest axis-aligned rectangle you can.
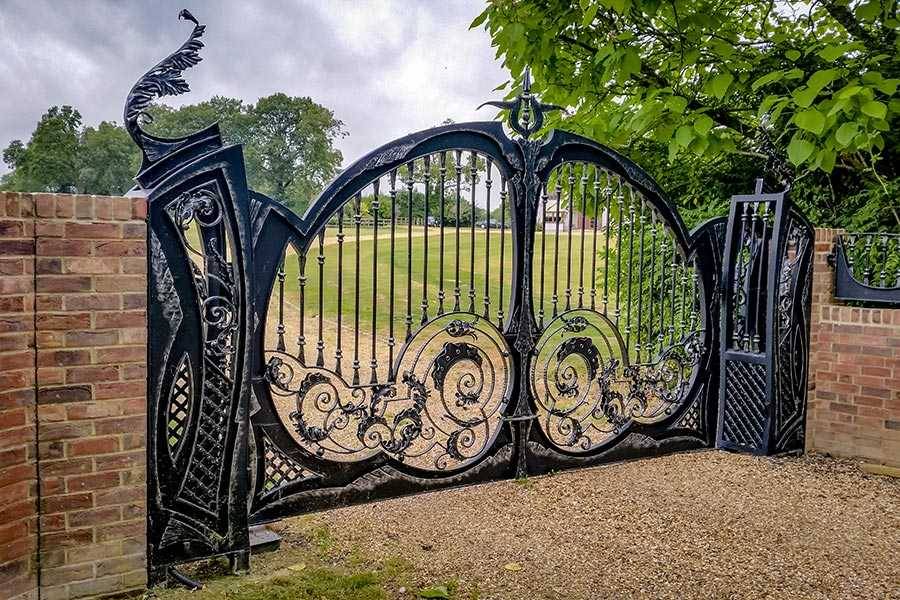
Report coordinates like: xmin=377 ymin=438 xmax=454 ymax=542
xmin=531 ymin=309 xmax=704 ymax=452
xmin=265 ymin=313 xmax=512 ymax=471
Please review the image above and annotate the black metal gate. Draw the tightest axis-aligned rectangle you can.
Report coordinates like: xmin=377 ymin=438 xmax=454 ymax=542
xmin=131 ymin=12 xmax=811 ymax=584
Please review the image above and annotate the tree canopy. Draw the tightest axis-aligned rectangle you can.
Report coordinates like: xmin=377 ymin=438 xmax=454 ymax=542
xmin=146 ymin=94 xmax=345 ymax=211
xmin=2 ymin=94 xmax=346 ymax=212
xmin=3 ymin=106 xmax=84 ymax=193
xmin=473 ymin=0 xmax=899 ymax=230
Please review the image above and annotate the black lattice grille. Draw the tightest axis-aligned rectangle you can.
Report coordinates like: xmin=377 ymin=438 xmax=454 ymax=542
xmin=167 ymin=354 xmax=192 ymax=455
xmin=180 ymin=361 xmax=232 ymax=511
xmin=722 ymin=360 xmax=767 ymax=450
xmin=676 ymin=396 xmax=702 ymax=432
xmin=263 ymin=436 xmax=314 ymax=492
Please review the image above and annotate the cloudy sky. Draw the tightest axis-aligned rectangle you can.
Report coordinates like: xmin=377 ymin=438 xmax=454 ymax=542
xmin=0 ymin=0 xmax=508 ymax=174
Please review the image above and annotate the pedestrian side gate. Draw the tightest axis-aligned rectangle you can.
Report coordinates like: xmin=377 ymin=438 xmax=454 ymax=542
xmin=128 ymin=12 xmax=813 ymax=585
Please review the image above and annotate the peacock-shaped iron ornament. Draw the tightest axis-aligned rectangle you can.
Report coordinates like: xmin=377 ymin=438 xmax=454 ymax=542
xmin=124 ymin=9 xmax=207 ymax=169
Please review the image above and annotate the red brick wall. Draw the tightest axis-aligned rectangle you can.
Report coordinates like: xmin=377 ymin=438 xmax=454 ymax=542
xmin=0 ymin=192 xmax=148 ymax=600
xmin=807 ymin=227 xmax=900 ymax=467
xmin=0 ymin=193 xmax=39 ymax=600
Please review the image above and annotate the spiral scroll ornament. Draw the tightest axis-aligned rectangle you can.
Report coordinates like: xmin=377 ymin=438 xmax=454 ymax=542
xmin=265 ymin=313 xmax=512 ymax=472
xmin=531 ymin=310 xmax=703 ymax=452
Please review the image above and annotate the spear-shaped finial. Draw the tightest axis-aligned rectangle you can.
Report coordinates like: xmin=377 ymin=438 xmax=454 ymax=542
xmin=477 ymin=67 xmax=563 ymax=139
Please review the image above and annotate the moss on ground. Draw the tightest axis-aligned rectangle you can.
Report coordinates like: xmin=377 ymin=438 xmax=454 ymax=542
xmin=147 ymin=522 xmax=466 ymax=600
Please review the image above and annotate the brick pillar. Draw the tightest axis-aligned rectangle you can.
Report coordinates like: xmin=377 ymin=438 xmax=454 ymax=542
xmin=0 ymin=193 xmax=39 ymax=600
xmin=0 ymin=191 xmax=150 ymax=600
xmin=805 ymin=227 xmax=842 ymax=446
xmin=806 ymin=227 xmax=900 ymax=466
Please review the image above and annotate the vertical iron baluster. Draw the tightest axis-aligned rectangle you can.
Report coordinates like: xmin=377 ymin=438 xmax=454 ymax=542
xmin=565 ymin=163 xmax=575 ymax=311
xmin=454 ymin=150 xmax=462 ymax=312
xmin=386 ymin=169 xmax=397 ymax=380
xmin=483 ymin=158 xmax=493 ymax=318
xmin=589 ymin=167 xmax=600 ymax=310
xmin=657 ymin=233 xmax=668 ymax=354
xmin=752 ymin=203 xmax=767 ymax=352
xmin=298 ymin=249 xmax=307 ymax=365
xmin=879 ymin=235 xmax=888 ymax=287
xmin=624 ymin=186 xmax=636 ymax=353
xmin=276 ymin=254 xmax=286 ymax=352
xmin=894 ymin=238 xmax=900 ymax=287
xmin=647 ymin=214 xmax=657 ymax=357
xmin=371 ymin=180 xmax=381 ymax=384
xmin=406 ymin=161 xmax=414 ymax=342
xmin=538 ymin=182 xmax=548 ymax=328
xmin=421 ymin=156 xmax=431 ymax=324
xmin=668 ymin=239 xmax=677 ymax=345
xmin=863 ymin=234 xmax=874 ymax=285
xmin=498 ymin=177 xmax=507 ymax=328
xmin=679 ymin=254 xmax=689 ymax=341
xmin=438 ymin=152 xmax=447 ymax=315
xmin=316 ymin=229 xmax=325 ymax=367
xmin=602 ymin=173 xmax=612 ymax=315
xmin=386 ymin=172 xmax=397 ymax=378
xmin=469 ymin=152 xmax=478 ymax=313
xmin=846 ymin=234 xmax=856 ymax=278
xmin=635 ymin=200 xmax=646 ymax=363
xmin=690 ymin=266 xmax=701 ymax=333
xmin=744 ymin=202 xmax=756 ymax=352
xmin=578 ymin=162 xmax=588 ymax=308
xmin=352 ymin=193 xmax=361 ymax=385
xmin=552 ymin=168 xmax=562 ymax=318
xmin=613 ymin=179 xmax=625 ymax=324
xmin=335 ymin=207 xmax=344 ymax=375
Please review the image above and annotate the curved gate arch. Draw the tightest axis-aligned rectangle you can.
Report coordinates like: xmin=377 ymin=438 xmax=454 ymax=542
xmin=130 ymin=10 xmax=808 ymax=585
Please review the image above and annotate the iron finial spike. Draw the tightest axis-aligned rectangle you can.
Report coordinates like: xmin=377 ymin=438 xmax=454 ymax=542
xmin=476 ymin=67 xmax=564 ymax=139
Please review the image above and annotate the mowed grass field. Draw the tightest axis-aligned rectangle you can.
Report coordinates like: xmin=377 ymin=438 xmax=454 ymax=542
xmin=265 ymin=224 xmax=613 ymax=382
xmin=273 ymin=225 xmax=605 ymax=333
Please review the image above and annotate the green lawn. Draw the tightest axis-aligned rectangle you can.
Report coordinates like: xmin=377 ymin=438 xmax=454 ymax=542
xmin=272 ymin=226 xmax=605 ymax=336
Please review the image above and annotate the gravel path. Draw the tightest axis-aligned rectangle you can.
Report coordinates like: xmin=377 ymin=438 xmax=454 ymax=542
xmin=274 ymin=452 xmax=899 ymax=600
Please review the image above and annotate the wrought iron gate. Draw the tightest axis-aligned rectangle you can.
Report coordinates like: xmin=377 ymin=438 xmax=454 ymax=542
xmin=131 ymin=12 xmax=810 ymax=583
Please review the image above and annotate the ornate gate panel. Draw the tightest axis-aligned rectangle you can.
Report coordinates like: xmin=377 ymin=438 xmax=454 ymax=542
xmin=248 ymin=124 xmax=523 ymax=521
xmin=518 ymin=133 xmax=718 ymax=474
xmin=717 ymin=183 xmax=813 ymax=454
xmin=130 ymin=11 xmax=809 ymax=582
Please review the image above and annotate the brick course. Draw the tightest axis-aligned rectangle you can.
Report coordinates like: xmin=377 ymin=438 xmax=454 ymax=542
xmin=0 ymin=193 xmax=38 ymax=600
xmin=807 ymin=227 xmax=900 ymax=467
xmin=0 ymin=192 xmax=147 ymax=600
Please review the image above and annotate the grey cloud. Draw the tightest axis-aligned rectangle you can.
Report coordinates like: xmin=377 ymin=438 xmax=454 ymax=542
xmin=0 ymin=0 xmax=506 ymax=174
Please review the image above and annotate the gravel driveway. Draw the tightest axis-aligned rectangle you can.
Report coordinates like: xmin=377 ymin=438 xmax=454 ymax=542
xmin=274 ymin=451 xmax=899 ymax=600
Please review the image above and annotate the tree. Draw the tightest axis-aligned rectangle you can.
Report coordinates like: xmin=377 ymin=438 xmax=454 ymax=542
xmin=77 ymin=122 xmax=141 ymax=195
xmin=146 ymin=96 xmax=251 ymax=146
xmin=3 ymin=106 xmax=82 ymax=192
xmin=145 ymin=94 xmax=346 ymax=213
xmin=473 ymin=1 xmax=900 ymax=230
xmin=247 ymin=94 xmax=345 ymax=211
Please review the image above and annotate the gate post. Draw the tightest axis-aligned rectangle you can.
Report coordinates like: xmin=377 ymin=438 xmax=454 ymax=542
xmin=717 ymin=181 xmax=813 ymax=455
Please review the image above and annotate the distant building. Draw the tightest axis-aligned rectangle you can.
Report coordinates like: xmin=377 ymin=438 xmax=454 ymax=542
xmin=538 ymin=193 xmax=609 ymax=232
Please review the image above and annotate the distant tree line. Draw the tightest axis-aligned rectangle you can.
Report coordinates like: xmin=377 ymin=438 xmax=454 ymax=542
xmin=1 ymin=94 xmax=345 ymax=213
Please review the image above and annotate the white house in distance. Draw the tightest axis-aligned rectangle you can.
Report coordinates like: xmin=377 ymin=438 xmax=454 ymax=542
xmin=538 ymin=193 xmax=609 ymax=232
